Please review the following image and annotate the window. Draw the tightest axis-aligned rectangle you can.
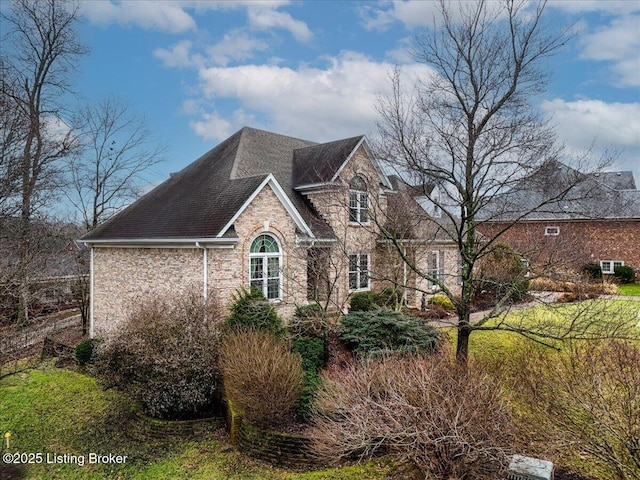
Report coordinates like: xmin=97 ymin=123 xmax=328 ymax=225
xmin=428 ymin=250 xmax=445 ymax=290
xmin=348 ymin=253 xmax=370 ymax=291
xmin=544 ymin=226 xmax=560 ymax=236
xmin=600 ymin=260 xmax=624 ymax=274
xmin=249 ymin=234 xmax=281 ymax=300
xmin=349 ymin=175 xmax=369 ymax=223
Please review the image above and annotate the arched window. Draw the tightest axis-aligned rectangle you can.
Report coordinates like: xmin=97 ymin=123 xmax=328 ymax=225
xmin=249 ymin=234 xmax=282 ymax=300
xmin=349 ymin=175 xmax=369 ymax=223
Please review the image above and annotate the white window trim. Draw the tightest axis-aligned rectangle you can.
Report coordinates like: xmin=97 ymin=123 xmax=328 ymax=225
xmin=600 ymin=260 xmax=624 ymax=275
xmin=544 ymin=226 xmax=560 ymax=236
xmin=428 ymin=250 xmax=445 ymax=291
xmin=348 ymin=176 xmax=370 ymax=225
xmin=249 ymin=234 xmax=283 ymax=301
xmin=348 ymin=252 xmax=370 ymax=292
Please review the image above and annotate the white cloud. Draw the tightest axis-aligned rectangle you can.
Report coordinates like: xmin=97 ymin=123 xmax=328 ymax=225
xmin=192 ymin=52 xmax=434 ymax=142
xmin=154 ymin=40 xmax=199 ymax=68
xmin=541 ymin=98 xmax=640 ymax=178
xmin=81 ymin=1 xmax=197 ymax=33
xmin=247 ymin=5 xmax=312 ymax=42
xmin=548 ymin=1 xmax=640 ymax=15
xmin=359 ymin=1 xmax=441 ymax=31
xmin=206 ymin=31 xmax=270 ymax=66
xmin=579 ymin=15 xmax=640 ymax=87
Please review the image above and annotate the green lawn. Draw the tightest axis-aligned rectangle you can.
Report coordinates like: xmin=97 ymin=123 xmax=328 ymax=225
xmin=0 ymin=360 xmax=390 ymax=480
xmin=618 ymin=282 xmax=640 ymax=296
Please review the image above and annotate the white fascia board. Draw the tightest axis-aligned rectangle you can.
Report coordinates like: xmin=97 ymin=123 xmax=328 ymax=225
xmin=218 ymin=173 xmax=315 ymax=238
xmin=81 ymin=238 xmax=239 ymax=248
xmin=294 ymin=182 xmax=341 ymax=194
xmin=330 ymin=137 xmax=392 ymax=189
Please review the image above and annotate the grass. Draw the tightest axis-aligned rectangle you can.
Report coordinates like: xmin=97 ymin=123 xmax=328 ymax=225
xmin=618 ymin=282 xmax=640 ymax=296
xmin=0 ymin=359 xmax=390 ymax=480
xmin=455 ymin=299 xmax=640 ymax=480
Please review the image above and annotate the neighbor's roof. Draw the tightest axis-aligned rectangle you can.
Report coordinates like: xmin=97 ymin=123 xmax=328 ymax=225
xmin=82 ymin=127 xmax=381 ymax=242
xmin=481 ymin=161 xmax=640 ymax=221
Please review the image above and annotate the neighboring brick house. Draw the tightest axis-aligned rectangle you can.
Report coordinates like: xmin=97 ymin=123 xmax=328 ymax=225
xmin=478 ymin=161 xmax=640 ymax=278
xmin=82 ymin=127 xmax=460 ymax=337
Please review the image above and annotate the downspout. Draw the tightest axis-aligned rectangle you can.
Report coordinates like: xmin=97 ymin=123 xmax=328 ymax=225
xmin=89 ymin=246 xmax=95 ymax=338
xmin=195 ymin=242 xmax=208 ymax=300
xmin=402 ymin=246 xmax=408 ymax=305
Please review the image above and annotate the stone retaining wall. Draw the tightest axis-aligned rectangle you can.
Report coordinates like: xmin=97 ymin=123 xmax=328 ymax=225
xmin=126 ymin=411 xmax=223 ymax=442
xmin=236 ymin=421 xmax=316 ymax=469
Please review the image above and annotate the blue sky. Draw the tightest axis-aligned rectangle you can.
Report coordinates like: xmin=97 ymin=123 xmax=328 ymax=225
xmin=9 ymin=1 xmax=640 ymax=186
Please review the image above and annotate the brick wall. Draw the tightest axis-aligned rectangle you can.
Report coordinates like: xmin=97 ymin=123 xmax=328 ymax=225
xmin=479 ymin=219 xmax=640 ymax=274
xmin=92 ymin=247 xmax=202 ymax=336
xmin=304 ymin=146 xmax=389 ymax=309
xmin=92 ymin=183 xmax=308 ymax=335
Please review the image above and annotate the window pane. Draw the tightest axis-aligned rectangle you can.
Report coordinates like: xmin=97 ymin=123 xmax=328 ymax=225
xmin=250 ymin=258 xmax=263 ymax=279
xmin=267 ymin=278 xmax=279 ymax=299
xmin=349 ymin=272 xmax=358 ymax=290
xmin=268 ymin=257 xmax=279 ymax=277
xmin=250 ymin=234 xmax=279 ymax=253
xmin=349 ymin=255 xmax=358 ymax=271
xmin=350 ymin=175 xmax=367 ymax=191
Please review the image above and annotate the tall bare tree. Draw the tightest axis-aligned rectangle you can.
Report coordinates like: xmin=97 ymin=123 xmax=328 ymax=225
xmin=1 ymin=0 xmax=87 ymax=323
xmin=66 ymin=96 xmax=165 ymax=231
xmin=375 ymin=0 xmax=618 ymax=363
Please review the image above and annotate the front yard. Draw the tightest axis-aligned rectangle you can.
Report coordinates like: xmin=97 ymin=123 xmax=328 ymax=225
xmin=0 ymin=361 xmax=390 ymax=479
xmin=2 ymin=298 xmax=639 ymax=480
xmin=618 ymin=282 xmax=640 ymax=296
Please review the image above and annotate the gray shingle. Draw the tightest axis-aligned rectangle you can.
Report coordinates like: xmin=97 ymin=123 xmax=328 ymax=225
xmin=83 ymin=127 xmax=368 ymax=241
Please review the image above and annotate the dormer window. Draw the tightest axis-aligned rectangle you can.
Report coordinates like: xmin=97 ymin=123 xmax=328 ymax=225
xmin=349 ymin=175 xmax=369 ymax=223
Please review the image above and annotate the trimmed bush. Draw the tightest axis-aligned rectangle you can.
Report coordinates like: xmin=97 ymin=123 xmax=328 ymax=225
xmin=292 ymin=337 xmax=325 ymax=373
xmin=581 ymin=263 xmax=602 ymax=280
xmin=291 ymin=336 xmax=326 ymax=423
xmin=372 ymin=287 xmax=403 ymax=309
xmin=614 ymin=265 xmax=635 ymax=284
xmin=227 ymin=287 xmax=286 ymax=336
xmin=477 ymin=243 xmax=529 ymax=302
xmin=349 ymin=292 xmax=375 ymax=312
xmin=289 ymin=303 xmax=331 ymax=340
xmin=220 ymin=329 xmax=303 ymax=428
xmin=338 ymin=311 xmax=440 ymax=357
xmin=74 ymin=338 xmax=98 ymax=365
xmin=427 ymin=294 xmax=455 ymax=310
xmin=93 ymin=291 xmax=224 ymax=419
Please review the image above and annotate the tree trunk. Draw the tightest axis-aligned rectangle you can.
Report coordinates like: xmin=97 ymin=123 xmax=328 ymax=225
xmin=456 ymin=319 xmax=471 ymax=365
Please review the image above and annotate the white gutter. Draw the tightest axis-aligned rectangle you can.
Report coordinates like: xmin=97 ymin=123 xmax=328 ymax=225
xmin=81 ymin=237 xmax=239 ymax=248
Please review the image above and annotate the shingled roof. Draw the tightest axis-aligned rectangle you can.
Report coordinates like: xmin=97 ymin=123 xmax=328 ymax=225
xmin=480 ymin=160 xmax=640 ymax=221
xmin=83 ymin=127 xmax=378 ymax=242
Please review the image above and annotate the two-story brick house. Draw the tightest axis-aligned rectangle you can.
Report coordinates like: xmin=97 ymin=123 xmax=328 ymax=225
xmin=82 ymin=127 xmax=460 ymax=337
xmin=477 ymin=161 xmax=640 ymax=278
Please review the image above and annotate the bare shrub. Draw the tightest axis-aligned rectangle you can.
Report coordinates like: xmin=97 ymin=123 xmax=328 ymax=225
xmin=530 ymin=277 xmax=618 ymax=295
xmin=220 ymin=329 xmax=304 ymax=428
xmin=94 ymin=291 xmax=223 ymax=419
xmin=509 ymin=340 xmax=640 ymax=480
xmin=310 ymin=347 xmax=515 ymax=478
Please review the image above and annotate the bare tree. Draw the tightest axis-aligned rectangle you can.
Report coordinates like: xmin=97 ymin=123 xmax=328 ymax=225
xmin=1 ymin=0 xmax=87 ymax=323
xmin=66 ymin=96 xmax=165 ymax=231
xmin=374 ymin=0 xmax=620 ymax=363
